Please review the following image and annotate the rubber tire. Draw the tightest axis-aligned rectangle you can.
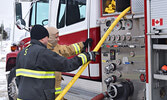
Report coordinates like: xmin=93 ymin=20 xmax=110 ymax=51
xmin=7 ymin=67 xmax=18 ymax=100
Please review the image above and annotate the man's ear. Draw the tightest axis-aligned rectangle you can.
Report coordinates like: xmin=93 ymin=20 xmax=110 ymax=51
xmin=39 ymin=38 xmax=45 ymax=43
xmin=40 ymin=38 xmax=44 ymax=41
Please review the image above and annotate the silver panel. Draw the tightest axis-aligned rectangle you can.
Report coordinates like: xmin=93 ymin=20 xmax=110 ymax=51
xmin=131 ymin=0 xmax=144 ymax=14
xmin=100 ymin=17 xmax=146 ymax=100
xmin=151 ymin=0 xmax=167 ymax=33
xmin=153 ymin=44 xmax=167 ymax=50
xmin=150 ymin=38 xmax=167 ymax=100
xmin=154 ymin=74 xmax=167 ymax=81
xmin=148 ymin=34 xmax=167 ymax=39
xmin=149 ymin=0 xmax=167 ymax=99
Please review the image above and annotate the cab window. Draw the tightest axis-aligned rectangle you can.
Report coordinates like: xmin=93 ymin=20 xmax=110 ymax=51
xmin=30 ymin=1 xmax=49 ymax=26
xmin=57 ymin=0 xmax=86 ymax=29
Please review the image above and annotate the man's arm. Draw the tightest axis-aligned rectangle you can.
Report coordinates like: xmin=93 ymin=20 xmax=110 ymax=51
xmin=53 ymin=38 xmax=93 ymax=57
xmin=54 ymin=42 xmax=84 ymax=57
xmin=37 ymin=48 xmax=82 ymax=72
xmin=37 ymin=48 xmax=97 ymax=72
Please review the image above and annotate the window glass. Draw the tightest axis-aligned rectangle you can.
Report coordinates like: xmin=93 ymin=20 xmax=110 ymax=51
xmin=57 ymin=0 xmax=86 ymax=28
xmin=79 ymin=4 xmax=86 ymax=19
xmin=30 ymin=3 xmax=36 ymax=25
xmin=30 ymin=1 xmax=49 ymax=26
xmin=57 ymin=0 xmax=66 ymax=28
xmin=66 ymin=0 xmax=86 ymax=26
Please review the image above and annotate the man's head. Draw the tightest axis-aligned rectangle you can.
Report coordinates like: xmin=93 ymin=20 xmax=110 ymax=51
xmin=30 ymin=25 xmax=49 ymax=45
xmin=46 ymin=27 xmax=59 ymax=46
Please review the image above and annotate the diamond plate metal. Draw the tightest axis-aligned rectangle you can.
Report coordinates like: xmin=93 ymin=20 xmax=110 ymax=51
xmin=131 ymin=0 xmax=144 ymax=14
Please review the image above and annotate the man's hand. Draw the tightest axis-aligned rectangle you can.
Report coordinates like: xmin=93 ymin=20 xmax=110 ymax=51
xmin=83 ymin=38 xmax=93 ymax=48
xmin=87 ymin=51 xmax=99 ymax=61
xmin=78 ymin=51 xmax=99 ymax=64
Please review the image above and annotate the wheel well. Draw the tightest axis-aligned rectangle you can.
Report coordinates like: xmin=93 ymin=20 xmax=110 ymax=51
xmin=6 ymin=57 xmax=16 ymax=71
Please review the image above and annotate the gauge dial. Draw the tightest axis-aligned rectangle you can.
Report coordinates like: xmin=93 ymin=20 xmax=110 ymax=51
xmin=116 ymin=59 xmax=121 ymax=65
xmin=114 ymin=21 xmax=122 ymax=31
xmin=116 ymin=35 xmax=120 ymax=41
xmin=104 ymin=28 xmax=108 ymax=32
xmin=106 ymin=20 xmax=111 ymax=27
xmin=121 ymin=35 xmax=126 ymax=41
xmin=126 ymin=35 xmax=132 ymax=41
xmin=130 ymin=51 xmax=135 ymax=57
xmin=106 ymin=35 xmax=110 ymax=41
xmin=125 ymin=20 xmax=133 ymax=30
xmin=110 ymin=35 xmax=115 ymax=41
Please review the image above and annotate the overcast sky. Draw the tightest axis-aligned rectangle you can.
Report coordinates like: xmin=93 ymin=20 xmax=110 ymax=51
xmin=0 ymin=0 xmax=14 ymax=28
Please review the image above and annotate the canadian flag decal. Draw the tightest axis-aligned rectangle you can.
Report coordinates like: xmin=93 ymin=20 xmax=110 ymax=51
xmin=152 ymin=18 xmax=163 ymax=26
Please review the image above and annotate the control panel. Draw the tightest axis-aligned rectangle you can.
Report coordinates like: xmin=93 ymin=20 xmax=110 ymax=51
xmin=99 ymin=17 xmax=146 ymax=100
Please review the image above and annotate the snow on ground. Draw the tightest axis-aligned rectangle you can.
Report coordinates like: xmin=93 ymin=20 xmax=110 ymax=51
xmin=0 ymin=40 xmax=12 ymax=100
xmin=0 ymin=61 xmax=8 ymax=100
xmin=0 ymin=40 xmax=12 ymax=61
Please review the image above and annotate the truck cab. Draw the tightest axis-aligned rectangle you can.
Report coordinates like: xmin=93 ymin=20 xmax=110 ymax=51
xmin=7 ymin=0 xmax=101 ymax=99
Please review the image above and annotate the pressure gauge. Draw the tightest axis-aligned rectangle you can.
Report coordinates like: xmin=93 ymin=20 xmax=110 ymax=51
xmin=116 ymin=35 xmax=120 ymax=41
xmin=130 ymin=51 xmax=135 ymax=57
xmin=111 ymin=35 xmax=115 ymax=41
xmin=116 ymin=59 xmax=122 ymax=65
xmin=126 ymin=35 xmax=132 ymax=41
xmin=104 ymin=28 xmax=108 ymax=32
xmin=125 ymin=20 xmax=133 ymax=30
xmin=106 ymin=20 xmax=112 ymax=27
xmin=114 ymin=21 xmax=122 ymax=31
xmin=121 ymin=35 xmax=126 ymax=41
xmin=106 ymin=35 xmax=111 ymax=41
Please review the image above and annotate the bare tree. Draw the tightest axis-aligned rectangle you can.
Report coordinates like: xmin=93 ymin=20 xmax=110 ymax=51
xmin=0 ymin=23 xmax=8 ymax=40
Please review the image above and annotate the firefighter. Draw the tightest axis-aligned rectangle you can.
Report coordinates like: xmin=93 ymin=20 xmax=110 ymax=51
xmin=46 ymin=27 xmax=93 ymax=100
xmin=15 ymin=25 xmax=97 ymax=100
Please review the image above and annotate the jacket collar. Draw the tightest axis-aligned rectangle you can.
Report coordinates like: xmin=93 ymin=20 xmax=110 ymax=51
xmin=47 ymin=42 xmax=54 ymax=50
xmin=30 ymin=39 xmax=47 ymax=48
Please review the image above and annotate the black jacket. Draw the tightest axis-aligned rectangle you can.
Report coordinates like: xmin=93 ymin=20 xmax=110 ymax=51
xmin=16 ymin=39 xmax=82 ymax=100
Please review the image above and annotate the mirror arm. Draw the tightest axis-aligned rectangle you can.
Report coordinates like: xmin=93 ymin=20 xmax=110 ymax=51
xmin=23 ymin=27 xmax=30 ymax=32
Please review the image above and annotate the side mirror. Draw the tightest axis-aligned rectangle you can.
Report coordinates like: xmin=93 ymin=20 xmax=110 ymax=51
xmin=15 ymin=3 xmax=22 ymax=21
xmin=16 ymin=19 xmax=26 ymax=30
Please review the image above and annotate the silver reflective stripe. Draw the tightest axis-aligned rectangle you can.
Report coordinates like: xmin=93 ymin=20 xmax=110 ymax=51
xmin=16 ymin=69 xmax=55 ymax=79
xmin=88 ymin=52 xmax=92 ymax=60
xmin=55 ymin=87 xmax=62 ymax=94
xmin=78 ymin=54 xmax=87 ymax=64
xmin=16 ymin=71 xmax=54 ymax=76
xmin=73 ymin=43 xmax=80 ymax=54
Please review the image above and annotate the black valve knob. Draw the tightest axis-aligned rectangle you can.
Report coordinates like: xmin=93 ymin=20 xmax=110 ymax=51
xmin=107 ymin=80 xmax=134 ymax=99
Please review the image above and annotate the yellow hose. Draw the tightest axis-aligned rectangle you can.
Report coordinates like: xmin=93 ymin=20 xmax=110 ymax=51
xmin=56 ymin=7 xmax=131 ymax=100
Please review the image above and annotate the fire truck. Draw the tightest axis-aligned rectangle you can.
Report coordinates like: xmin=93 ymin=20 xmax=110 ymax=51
xmin=6 ymin=0 xmax=167 ymax=100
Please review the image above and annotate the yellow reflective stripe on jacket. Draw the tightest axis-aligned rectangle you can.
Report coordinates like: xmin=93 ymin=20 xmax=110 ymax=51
xmin=78 ymin=53 xmax=87 ymax=64
xmin=27 ymin=44 xmax=32 ymax=47
xmin=16 ymin=68 xmax=55 ymax=79
xmin=55 ymin=87 xmax=62 ymax=94
xmin=72 ymin=43 xmax=81 ymax=54
xmin=17 ymin=98 xmax=22 ymax=100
